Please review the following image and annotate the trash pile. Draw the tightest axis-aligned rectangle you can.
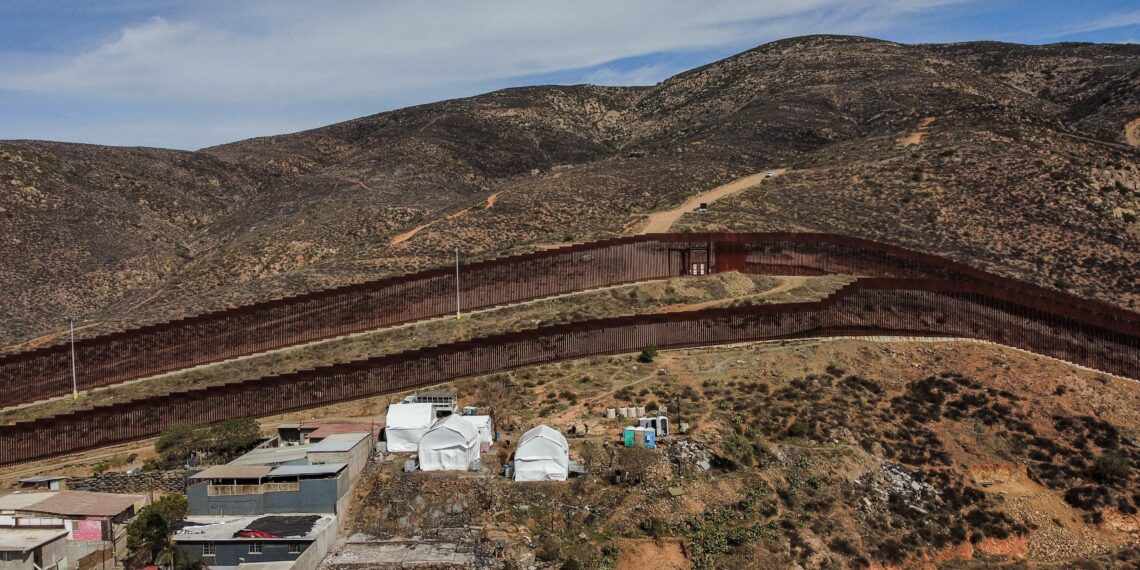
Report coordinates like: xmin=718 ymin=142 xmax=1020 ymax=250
xmin=667 ymin=439 xmax=712 ymax=472
xmin=854 ymin=462 xmax=936 ymax=516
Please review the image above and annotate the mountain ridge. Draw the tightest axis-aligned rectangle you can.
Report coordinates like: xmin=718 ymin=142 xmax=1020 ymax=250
xmin=2 ymin=35 xmax=1138 ymax=345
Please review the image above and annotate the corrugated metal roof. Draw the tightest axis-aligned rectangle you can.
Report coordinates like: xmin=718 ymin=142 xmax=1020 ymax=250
xmin=190 ymin=465 xmax=272 ymax=480
xmin=266 ymin=464 xmax=346 ymax=478
xmin=19 ymin=491 xmax=142 ymax=517
xmin=308 ymin=432 xmax=370 ymax=453
xmin=17 ymin=476 xmax=68 ymax=483
xmin=228 ymin=446 xmax=310 ymax=466
xmin=415 ymin=390 xmax=455 ymax=399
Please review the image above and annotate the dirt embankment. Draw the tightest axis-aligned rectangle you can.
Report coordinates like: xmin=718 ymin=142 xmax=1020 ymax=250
xmin=1126 ymin=118 xmax=1140 ymax=147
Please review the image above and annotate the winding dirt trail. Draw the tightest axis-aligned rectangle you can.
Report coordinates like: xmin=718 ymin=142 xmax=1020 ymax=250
xmin=389 ymin=192 xmax=501 ymax=245
xmin=640 ymin=169 xmax=786 ymax=234
xmin=3 ymin=322 xmax=103 ymax=353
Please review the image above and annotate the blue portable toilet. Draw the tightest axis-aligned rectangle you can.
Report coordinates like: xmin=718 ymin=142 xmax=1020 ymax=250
xmin=645 ymin=427 xmax=657 ymax=448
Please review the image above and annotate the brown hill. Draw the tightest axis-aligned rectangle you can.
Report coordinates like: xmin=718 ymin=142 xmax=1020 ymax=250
xmin=2 ymin=35 xmax=1138 ymax=347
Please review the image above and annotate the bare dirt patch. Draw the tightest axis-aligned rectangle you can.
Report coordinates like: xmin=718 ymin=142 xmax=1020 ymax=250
xmin=616 ymin=539 xmax=690 ymax=570
xmin=898 ymin=116 xmax=936 ymax=146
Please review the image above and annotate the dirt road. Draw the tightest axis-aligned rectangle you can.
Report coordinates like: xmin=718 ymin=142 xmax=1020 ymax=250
xmin=639 ymin=169 xmax=786 ymax=234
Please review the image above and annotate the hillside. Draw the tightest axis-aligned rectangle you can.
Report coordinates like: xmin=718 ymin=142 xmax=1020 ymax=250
xmin=2 ymin=35 xmax=1139 ymax=347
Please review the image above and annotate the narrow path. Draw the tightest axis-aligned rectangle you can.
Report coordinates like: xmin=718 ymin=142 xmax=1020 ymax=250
xmin=389 ymin=192 xmax=501 ymax=245
xmin=2 ymin=322 xmax=103 ymax=353
xmin=640 ymin=169 xmax=786 ymax=234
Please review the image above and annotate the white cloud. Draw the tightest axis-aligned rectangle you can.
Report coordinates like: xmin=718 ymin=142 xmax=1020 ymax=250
xmin=0 ymin=0 xmax=977 ymax=147
xmin=2 ymin=1 xmax=974 ymax=100
xmin=583 ymin=63 xmax=679 ymax=86
xmin=1051 ymin=9 xmax=1140 ymax=37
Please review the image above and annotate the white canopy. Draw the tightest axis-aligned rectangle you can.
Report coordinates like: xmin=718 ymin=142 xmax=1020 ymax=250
xmin=465 ymin=415 xmax=494 ymax=445
xmin=385 ymin=403 xmax=435 ymax=452
xmin=418 ymin=415 xmax=481 ymax=471
xmin=514 ymin=425 xmax=569 ymax=481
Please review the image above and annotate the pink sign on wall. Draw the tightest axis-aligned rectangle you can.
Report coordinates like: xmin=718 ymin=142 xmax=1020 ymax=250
xmin=73 ymin=519 xmax=103 ymax=541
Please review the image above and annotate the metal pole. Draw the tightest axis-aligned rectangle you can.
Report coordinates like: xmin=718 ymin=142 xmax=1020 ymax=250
xmin=455 ymin=246 xmax=461 ymax=320
xmin=67 ymin=316 xmax=78 ymax=400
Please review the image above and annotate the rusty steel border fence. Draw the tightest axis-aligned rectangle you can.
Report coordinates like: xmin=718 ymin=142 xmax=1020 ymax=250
xmin=2 ymin=232 xmax=1137 ymax=410
xmin=0 ymin=277 xmax=1137 ymax=466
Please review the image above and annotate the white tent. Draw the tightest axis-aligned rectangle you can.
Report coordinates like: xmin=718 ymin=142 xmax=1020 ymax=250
xmin=385 ymin=403 xmax=435 ymax=452
xmin=514 ymin=425 xmax=569 ymax=481
xmin=465 ymin=415 xmax=494 ymax=446
xmin=419 ymin=414 xmax=481 ymax=471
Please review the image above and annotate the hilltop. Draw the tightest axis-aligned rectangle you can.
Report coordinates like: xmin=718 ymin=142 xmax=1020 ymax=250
xmin=2 ymin=35 xmax=1139 ymax=346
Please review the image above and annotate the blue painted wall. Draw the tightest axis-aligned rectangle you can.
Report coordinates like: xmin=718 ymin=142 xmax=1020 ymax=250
xmin=177 ymin=540 xmax=311 ymax=567
xmin=187 ymin=475 xmax=346 ymax=516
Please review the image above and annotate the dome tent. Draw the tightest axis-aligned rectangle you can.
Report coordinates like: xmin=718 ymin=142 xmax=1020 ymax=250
xmin=465 ymin=415 xmax=494 ymax=447
xmin=514 ymin=425 xmax=569 ymax=481
xmin=418 ymin=414 xmax=481 ymax=471
xmin=385 ymin=403 xmax=435 ymax=452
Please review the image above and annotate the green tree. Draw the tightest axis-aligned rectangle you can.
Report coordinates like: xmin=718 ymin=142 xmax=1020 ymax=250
xmin=151 ymin=494 xmax=188 ymax=522
xmin=127 ymin=496 xmax=195 ymax=569
xmin=207 ymin=419 xmax=262 ymax=460
xmin=126 ymin=508 xmax=171 ymax=566
xmin=638 ymin=344 xmax=658 ymax=363
xmin=155 ymin=425 xmax=203 ymax=465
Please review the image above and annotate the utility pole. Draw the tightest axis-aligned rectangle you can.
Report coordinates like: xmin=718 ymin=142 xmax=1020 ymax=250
xmin=66 ymin=316 xmax=78 ymax=400
xmin=455 ymin=246 xmax=461 ymax=320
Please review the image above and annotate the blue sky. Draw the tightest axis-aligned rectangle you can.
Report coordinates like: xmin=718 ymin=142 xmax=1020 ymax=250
xmin=1 ymin=0 xmax=1138 ymax=150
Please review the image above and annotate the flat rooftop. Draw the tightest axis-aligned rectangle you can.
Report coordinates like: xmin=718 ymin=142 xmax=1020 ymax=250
xmin=174 ymin=515 xmax=333 ymax=543
xmin=0 ymin=528 xmax=68 ymax=552
xmin=307 ymin=432 xmax=370 ymax=453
